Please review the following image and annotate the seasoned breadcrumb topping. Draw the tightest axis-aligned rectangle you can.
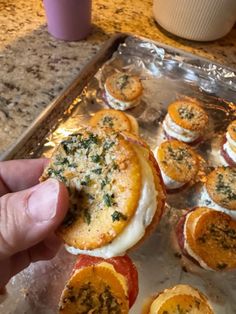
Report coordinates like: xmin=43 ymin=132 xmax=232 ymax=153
xmin=105 ymin=72 xmax=143 ymax=102
xmin=206 ymin=167 xmax=236 ymax=210
xmin=41 ymin=127 xmax=142 ymax=250
xmin=168 ymin=100 xmax=208 ymax=131
xmin=157 ymin=140 xmax=198 ymax=182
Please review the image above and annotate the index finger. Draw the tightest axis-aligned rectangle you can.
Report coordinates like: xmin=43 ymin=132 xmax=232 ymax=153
xmin=0 ymin=159 xmax=49 ymax=196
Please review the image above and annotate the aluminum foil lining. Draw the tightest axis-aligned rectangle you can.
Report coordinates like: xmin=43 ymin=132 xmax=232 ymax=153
xmin=1 ymin=36 xmax=236 ymax=314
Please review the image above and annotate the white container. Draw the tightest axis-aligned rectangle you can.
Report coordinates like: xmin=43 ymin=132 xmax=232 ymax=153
xmin=153 ymin=0 xmax=236 ymax=41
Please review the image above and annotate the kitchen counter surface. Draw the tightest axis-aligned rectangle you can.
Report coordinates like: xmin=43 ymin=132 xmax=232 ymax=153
xmin=0 ymin=0 xmax=235 ymax=155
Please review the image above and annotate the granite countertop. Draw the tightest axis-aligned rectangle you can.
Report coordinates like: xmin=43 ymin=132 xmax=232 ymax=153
xmin=0 ymin=0 xmax=235 ymax=156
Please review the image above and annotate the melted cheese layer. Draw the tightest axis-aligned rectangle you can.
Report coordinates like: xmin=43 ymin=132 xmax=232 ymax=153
xmin=66 ymin=146 xmax=157 ymax=258
xmin=105 ymin=85 xmax=140 ymax=110
xmin=163 ymin=114 xmax=200 ymax=143
xmin=160 ymin=168 xmax=185 ymax=189
xmin=224 ymin=141 xmax=236 ymax=163
xmin=199 ymin=186 xmax=236 ymax=220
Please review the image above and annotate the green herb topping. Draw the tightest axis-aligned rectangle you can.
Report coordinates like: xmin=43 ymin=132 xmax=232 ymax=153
xmin=117 ymin=74 xmax=130 ymax=90
xmin=111 ymin=211 xmax=127 ymax=222
xmin=91 ymin=154 xmax=101 ymax=163
xmin=92 ymin=168 xmax=102 ymax=175
xmin=102 ymin=116 xmax=114 ymax=128
xmin=178 ymin=106 xmax=195 ymax=120
xmin=216 ymin=173 xmax=236 ymax=203
xmin=83 ymin=209 xmax=91 ymax=225
xmin=103 ymin=193 xmax=115 ymax=207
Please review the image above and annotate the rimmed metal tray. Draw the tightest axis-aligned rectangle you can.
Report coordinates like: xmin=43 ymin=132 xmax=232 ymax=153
xmin=1 ymin=33 xmax=236 ymax=314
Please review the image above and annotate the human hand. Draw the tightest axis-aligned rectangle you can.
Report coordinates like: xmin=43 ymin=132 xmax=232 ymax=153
xmin=0 ymin=159 xmax=69 ymax=288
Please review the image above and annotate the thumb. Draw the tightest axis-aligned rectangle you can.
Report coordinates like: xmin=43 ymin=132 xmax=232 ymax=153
xmin=0 ymin=178 xmax=69 ymax=259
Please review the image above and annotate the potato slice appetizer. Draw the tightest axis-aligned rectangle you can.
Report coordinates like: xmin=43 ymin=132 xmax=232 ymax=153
xmin=185 ymin=207 xmax=236 ymax=271
xmin=143 ymin=284 xmax=214 ymax=314
xmin=221 ymin=122 xmax=236 ymax=166
xmin=177 ymin=207 xmax=236 ymax=271
xmin=104 ymin=73 xmax=143 ymax=110
xmin=41 ymin=127 xmax=166 ymax=257
xmin=163 ymin=100 xmax=208 ymax=144
xmin=59 ymin=262 xmax=129 ymax=313
xmin=89 ymin=109 xmax=139 ymax=134
xmin=41 ymin=127 xmax=141 ymax=250
xmin=168 ymin=100 xmax=208 ymax=132
xmin=206 ymin=167 xmax=236 ymax=211
xmin=156 ymin=140 xmax=199 ymax=191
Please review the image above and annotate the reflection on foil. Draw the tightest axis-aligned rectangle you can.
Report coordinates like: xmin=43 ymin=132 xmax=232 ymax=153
xmin=1 ymin=36 xmax=236 ymax=314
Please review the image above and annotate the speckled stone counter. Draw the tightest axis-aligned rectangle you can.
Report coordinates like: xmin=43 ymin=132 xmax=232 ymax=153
xmin=0 ymin=0 xmax=235 ymax=156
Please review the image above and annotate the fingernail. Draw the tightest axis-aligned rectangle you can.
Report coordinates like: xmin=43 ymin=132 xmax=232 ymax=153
xmin=27 ymin=179 xmax=59 ymax=222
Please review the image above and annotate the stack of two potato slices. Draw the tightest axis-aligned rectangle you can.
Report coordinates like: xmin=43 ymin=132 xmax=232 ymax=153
xmin=162 ymin=100 xmax=209 ymax=145
xmin=41 ymin=113 xmax=166 ymax=313
xmin=221 ymin=120 xmax=236 ymax=166
xmin=155 ymin=139 xmax=200 ymax=192
xmin=176 ymin=166 xmax=236 ymax=272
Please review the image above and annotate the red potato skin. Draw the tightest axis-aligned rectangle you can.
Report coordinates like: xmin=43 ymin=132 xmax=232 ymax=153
xmin=221 ymin=137 xmax=236 ymax=167
xmin=73 ymin=255 xmax=139 ymax=308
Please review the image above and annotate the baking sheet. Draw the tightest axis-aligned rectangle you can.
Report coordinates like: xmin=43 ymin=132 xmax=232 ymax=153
xmin=1 ymin=35 xmax=236 ymax=313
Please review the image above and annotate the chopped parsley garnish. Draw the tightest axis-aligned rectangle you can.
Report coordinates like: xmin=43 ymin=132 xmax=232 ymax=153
xmin=55 ymin=157 xmax=69 ymax=166
xmin=117 ymin=74 xmax=130 ymax=90
xmin=92 ymin=168 xmax=102 ymax=175
xmin=83 ymin=210 xmax=91 ymax=225
xmin=178 ymin=106 xmax=195 ymax=120
xmin=101 ymin=176 xmax=110 ymax=189
xmin=61 ymin=134 xmax=81 ymax=153
xmin=103 ymin=193 xmax=115 ymax=207
xmin=216 ymin=173 xmax=236 ymax=202
xmin=111 ymin=210 xmax=127 ymax=222
xmin=167 ymin=146 xmax=190 ymax=162
xmin=80 ymin=133 xmax=99 ymax=149
xmin=81 ymin=175 xmax=91 ymax=186
xmin=91 ymin=154 xmax=101 ymax=163
xmin=102 ymin=116 xmax=114 ymax=128
xmin=61 ymin=283 xmax=121 ymax=312
xmin=103 ymin=141 xmax=115 ymax=150
xmin=69 ymin=162 xmax=77 ymax=168
xmin=47 ymin=168 xmax=65 ymax=182
xmin=198 ymin=222 xmax=236 ymax=253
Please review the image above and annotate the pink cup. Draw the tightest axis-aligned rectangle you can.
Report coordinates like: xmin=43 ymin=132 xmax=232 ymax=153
xmin=43 ymin=0 xmax=92 ymax=41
